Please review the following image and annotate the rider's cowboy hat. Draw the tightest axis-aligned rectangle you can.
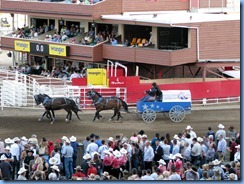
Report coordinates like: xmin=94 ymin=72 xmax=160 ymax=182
xmin=218 ymin=124 xmax=225 ymax=129
xmin=13 ymin=137 xmax=20 ymax=142
xmin=142 ymin=134 xmax=148 ymax=138
xmin=61 ymin=136 xmax=68 ymax=141
xmin=70 ymin=136 xmax=77 ymax=142
xmin=92 ymin=151 xmax=100 ymax=158
xmin=4 ymin=146 xmax=10 ymax=150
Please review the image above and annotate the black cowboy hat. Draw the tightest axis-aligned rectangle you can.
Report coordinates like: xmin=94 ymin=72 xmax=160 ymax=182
xmin=138 ymin=130 xmax=145 ymax=135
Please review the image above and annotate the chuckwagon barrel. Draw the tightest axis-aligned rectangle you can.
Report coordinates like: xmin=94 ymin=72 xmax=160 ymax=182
xmin=136 ymin=90 xmax=191 ymax=123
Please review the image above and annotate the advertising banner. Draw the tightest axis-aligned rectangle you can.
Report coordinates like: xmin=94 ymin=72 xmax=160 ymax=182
xmin=109 ymin=77 xmax=127 ymax=87
xmin=14 ymin=40 xmax=30 ymax=52
xmin=49 ymin=44 xmax=68 ymax=57
xmin=87 ymin=68 xmax=107 ymax=86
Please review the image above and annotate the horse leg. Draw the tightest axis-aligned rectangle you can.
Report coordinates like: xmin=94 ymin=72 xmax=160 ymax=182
xmin=93 ymin=110 xmax=101 ymax=121
xmin=116 ymin=111 xmax=121 ymax=122
xmin=51 ymin=110 xmax=55 ymax=122
xmin=73 ymin=110 xmax=81 ymax=121
xmin=39 ymin=111 xmax=47 ymax=121
xmin=109 ymin=109 xmax=117 ymax=121
xmin=48 ymin=111 xmax=55 ymax=124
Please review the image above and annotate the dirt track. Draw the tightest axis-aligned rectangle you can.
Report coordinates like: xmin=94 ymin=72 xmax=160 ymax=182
xmin=0 ymin=106 xmax=240 ymax=143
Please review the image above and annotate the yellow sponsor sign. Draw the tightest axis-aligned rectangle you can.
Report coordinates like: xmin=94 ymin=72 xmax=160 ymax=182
xmin=87 ymin=68 xmax=107 ymax=86
xmin=49 ymin=44 xmax=67 ymax=57
xmin=14 ymin=40 xmax=30 ymax=52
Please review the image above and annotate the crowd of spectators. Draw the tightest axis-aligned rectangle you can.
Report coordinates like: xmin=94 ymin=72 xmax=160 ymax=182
xmin=0 ymin=124 xmax=240 ymax=180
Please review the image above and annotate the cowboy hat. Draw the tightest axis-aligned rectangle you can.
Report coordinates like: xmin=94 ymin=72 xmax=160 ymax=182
xmin=108 ymin=137 xmax=114 ymax=142
xmin=70 ymin=136 xmax=77 ymax=142
xmin=235 ymin=145 xmax=240 ymax=149
xmin=142 ymin=134 xmax=148 ymax=138
xmin=83 ymin=154 xmax=91 ymax=160
xmin=74 ymin=165 xmax=82 ymax=171
xmin=186 ymin=125 xmax=193 ymax=130
xmin=157 ymin=159 xmax=166 ymax=165
xmin=4 ymin=146 xmax=10 ymax=150
xmin=120 ymin=148 xmax=127 ymax=155
xmin=212 ymin=159 xmax=221 ymax=165
xmin=102 ymin=171 xmax=109 ymax=177
xmin=104 ymin=150 xmax=111 ymax=155
xmin=173 ymin=134 xmax=179 ymax=140
xmin=51 ymin=165 xmax=60 ymax=172
xmin=113 ymin=150 xmax=122 ymax=158
xmin=61 ymin=136 xmax=68 ymax=141
xmin=92 ymin=151 xmax=100 ymax=158
xmin=174 ymin=153 xmax=183 ymax=159
xmin=20 ymin=136 xmax=28 ymax=141
xmin=65 ymin=139 xmax=70 ymax=144
xmin=49 ymin=157 xmax=58 ymax=165
xmin=169 ymin=154 xmax=176 ymax=160
xmin=4 ymin=138 xmax=13 ymax=144
xmin=197 ymin=137 xmax=203 ymax=142
xmin=218 ymin=124 xmax=225 ymax=129
xmin=18 ymin=167 xmax=27 ymax=175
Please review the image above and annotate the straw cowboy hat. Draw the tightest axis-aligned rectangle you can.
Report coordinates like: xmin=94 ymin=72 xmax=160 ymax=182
xmin=173 ymin=134 xmax=179 ymax=140
xmin=70 ymin=136 xmax=77 ymax=142
xmin=113 ymin=150 xmax=122 ymax=158
xmin=4 ymin=146 xmax=10 ymax=150
xmin=218 ymin=124 xmax=225 ymax=129
xmin=169 ymin=154 xmax=176 ymax=160
xmin=197 ymin=137 xmax=203 ymax=143
xmin=4 ymin=138 xmax=13 ymax=144
xmin=18 ymin=167 xmax=27 ymax=175
xmin=120 ymin=148 xmax=127 ymax=155
xmin=174 ymin=153 xmax=183 ymax=159
xmin=51 ymin=165 xmax=60 ymax=172
xmin=74 ymin=165 xmax=82 ymax=171
xmin=20 ymin=136 xmax=28 ymax=141
xmin=235 ymin=145 xmax=240 ymax=149
xmin=212 ymin=159 xmax=221 ymax=165
xmin=186 ymin=125 xmax=193 ymax=130
xmin=83 ymin=154 xmax=91 ymax=160
xmin=108 ymin=137 xmax=114 ymax=142
xmin=49 ymin=157 xmax=58 ymax=165
xmin=157 ymin=159 xmax=166 ymax=165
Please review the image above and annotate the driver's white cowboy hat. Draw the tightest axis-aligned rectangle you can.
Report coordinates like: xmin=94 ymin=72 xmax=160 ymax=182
xmin=174 ymin=153 xmax=183 ymax=159
xmin=169 ymin=154 xmax=176 ymax=160
xmin=218 ymin=124 xmax=225 ymax=129
xmin=186 ymin=125 xmax=193 ymax=130
xmin=83 ymin=154 xmax=91 ymax=160
xmin=157 ymin=159 xmax=166 ymax=165
xmin=4 ymin=138 xmax=13 ymax=144
xmin=49 ymin=157 xmax=58 ymax=165
xmin=212 ymin=159 xmax=221 ymax=165
xmin=173 ymin=134 xmax=179 ymax=140
xmin=70 ymin=136 xmax=77 ymax=142
xmin=18 ymin=167 xmax=27 ymax=175
xmin=120 ymin=148 xmax=127 ymax=155
xmin=113 ymin=150 xmax=122 ymax=158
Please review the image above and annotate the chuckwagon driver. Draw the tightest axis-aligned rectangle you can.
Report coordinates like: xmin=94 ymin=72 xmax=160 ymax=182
xmin=141 ymin=82 xmax=162 ymax=102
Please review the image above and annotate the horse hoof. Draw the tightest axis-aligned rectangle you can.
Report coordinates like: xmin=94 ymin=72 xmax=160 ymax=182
xmin=65 ymin=119 xmax=69 ymax=122
xmin=38 ymin=119 xmax=42 ymax=122
xmin=50 ymin=122 xmax=53 ymax=124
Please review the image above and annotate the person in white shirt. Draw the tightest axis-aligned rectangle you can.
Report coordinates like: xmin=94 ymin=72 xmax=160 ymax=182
xmin=215 ymin=124 xmax=226 ymax=139
xmin=98 ymin=140 xmax=108 ymax=160
xmin=186 ymin=125 xmax=197 ymax=139
xmin=143 ymin=140 xmax=154 ymax=171
xmin=10 ymin=137 xmax=21 ymax=180
xmin=234 ymin=145 xmax=240 ymax=162
xmin=86 ymin=139 xmax=98 ymax=157
xmin=70 ymin=69 xmax=82 ymax=81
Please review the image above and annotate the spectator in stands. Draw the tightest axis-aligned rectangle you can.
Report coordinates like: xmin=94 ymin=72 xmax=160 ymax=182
xmin=110 ymin=38 xmax=118 ymax=45
xmin=206 ymin=127 xmax=215 ymax=141
xmin=227 ymin=137 xmax=237 ymax=161
xmin=234 ymin=145 xmax=240 ymax=162
xmin=143 ymin=140 xmax=154 ymax=171
xmin=186 ymin=125 xmax=197 ymax=139
xmin=216 ymin=134 xmax=227 ymax=162
xmin=61 ymin=139 xmax=74 ymax=180
xmin=190 ymin=138 xmax=201 ymax=166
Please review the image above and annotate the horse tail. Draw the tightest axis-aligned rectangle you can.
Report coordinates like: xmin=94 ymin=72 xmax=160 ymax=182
xmin=121 ymin=99 xmax=129 ymax=113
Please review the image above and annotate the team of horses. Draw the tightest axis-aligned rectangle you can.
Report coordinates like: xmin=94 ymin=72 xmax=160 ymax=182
xmin=34 ymin=89 xmax=129 ymax=124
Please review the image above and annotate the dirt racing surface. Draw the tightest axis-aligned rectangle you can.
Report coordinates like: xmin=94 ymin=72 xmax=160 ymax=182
xmin=0 ymin=107 xmax=240 ymax=142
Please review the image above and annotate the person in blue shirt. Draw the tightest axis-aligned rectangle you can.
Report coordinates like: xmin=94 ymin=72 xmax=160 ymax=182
xmin=111 ymin=38 xmax=118 ymax=45
xmin=95 ymin=135 xmax=102 ymax=147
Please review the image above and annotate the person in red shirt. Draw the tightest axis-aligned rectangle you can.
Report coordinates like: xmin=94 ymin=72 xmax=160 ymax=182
xmin=72 ymin=165 xmax=85 ymax=180
xmin=174 ymin=153 xmax=183 ymax=174
xmin=87 ymin=161 xmax=97 ymax=176
xmin=103 ymin=150 xmax=112 ymax=174
xmin=227 ymin=137 xmax=238 ymax=161
xmin=111 ymin=150 xmax=121 ymax=179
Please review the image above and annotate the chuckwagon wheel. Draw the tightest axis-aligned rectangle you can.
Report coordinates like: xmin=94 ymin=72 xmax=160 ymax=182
xmin=142 ymin=108 xmax=156 ymax=123
xmin=169 ymin=105 xmax=186 ymax=122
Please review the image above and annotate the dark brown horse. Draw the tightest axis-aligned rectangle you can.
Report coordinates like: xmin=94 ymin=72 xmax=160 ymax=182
xmin=34 ymin=94 xmax=81 ymax=124
xmin=86 ymin=89 xmax=129 ymax=122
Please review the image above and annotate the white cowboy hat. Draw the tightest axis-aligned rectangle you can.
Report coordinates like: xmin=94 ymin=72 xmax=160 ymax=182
xmin=61 ymin=136 xmax=68 ymax=141
xmin=174 ymin=153 xmax=183 ymax=159
xmin=108 ymin=137 xmax=114 ymax=142
xmin=83 ymin=154 xmax=91 ymax=160
xmin=142 ymin=134 xmax=148 ymax=138
xmin=212 ymin=159 xmax=221 ymax=165
xmin=169 ymin=154 xmax=176 ymax=160
xmin=186 ymin=125 xmax=193 ymax=130
xmin=13 ymin=137 xmax=20 ymax=142
xmin=235 ymin=145 xmax=240 ymax=149
xmin=4 ymin=146 xmax=10 ymax=150
xmin=92 ymin=151 xmax=100 ymax=158
xmin=121 ymin=137 xmax=128 ymax=143
xmin=102 ymin=171 xmax=109 ymax=177
xmin=104 ymin=150 xmax=111 ymax=155
xmin=20 ymin=136 xmax=28 ymax=141
xmin=157 ymin=159 xmax=166 ymax=165
xmin=65 ymin=139 xmax=70 ymax=144
xmin=120 ymin=148 xmax=127 ymax=155
xmin=18 ymin=167 xmax=27 ymax=175
xmin=197 ymin=137 xmax=203 ymax=142
xmin=51 ymin=165 xmax=60 ymax=172
xmin=74 ymin=165 xmax=82 ymax=171
xmin=113 ymin=150 xmax=122 ymax=158
xmin=173 ymin=134 xmax=179 ymax=140
xmin=49 ymin=157 xmax=58 ymax=165
xmin=70 ymin=136 xmax=77 ymax=142
xmin=218 ymin=124 xmax=225 ymax=129
xmin=4 ymin=138 xmax=13 ymax=144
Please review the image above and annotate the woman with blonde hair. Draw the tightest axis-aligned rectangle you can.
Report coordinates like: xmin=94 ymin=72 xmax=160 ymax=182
xmin=30 ymin=164 xmax=46 ymax=180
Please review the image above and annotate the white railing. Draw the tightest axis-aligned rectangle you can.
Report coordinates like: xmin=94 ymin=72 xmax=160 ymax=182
xmin=192 ymin=96 xmax=240 ymax=106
